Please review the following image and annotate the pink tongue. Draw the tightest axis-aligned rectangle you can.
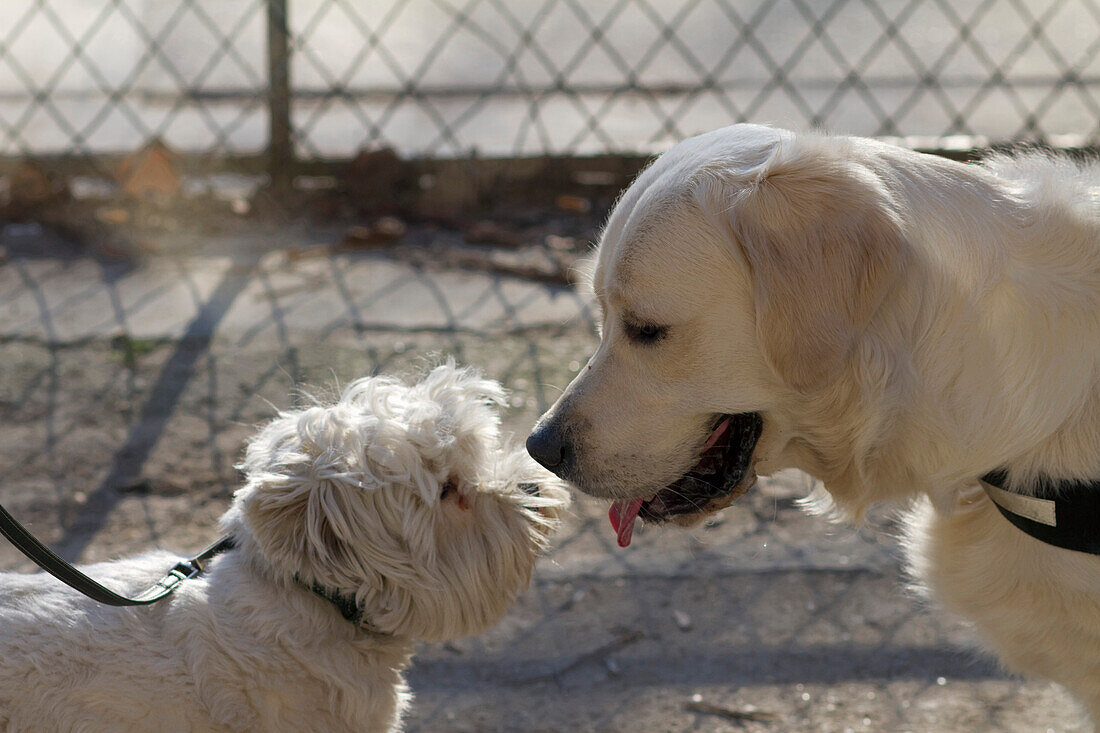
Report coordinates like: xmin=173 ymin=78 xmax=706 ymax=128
xmin=609 ymin=498 xmax=644 ymax=548
xmin=705 ymin=416 xmax=732 ymax=450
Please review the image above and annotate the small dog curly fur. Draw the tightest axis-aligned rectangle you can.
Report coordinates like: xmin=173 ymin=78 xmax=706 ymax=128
xmin=0 ymin=362 xmax=568 ymax=732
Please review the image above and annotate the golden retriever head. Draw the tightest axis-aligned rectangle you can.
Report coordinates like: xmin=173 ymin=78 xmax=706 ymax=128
xmin=527 ymin=124 xmax=908 ymax=541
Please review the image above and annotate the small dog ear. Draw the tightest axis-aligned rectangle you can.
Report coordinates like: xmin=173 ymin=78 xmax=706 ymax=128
xmin=241 ymin=476 xmax=354 ymax=575
xmin=724 ymin=142 xmax=906 ymax=392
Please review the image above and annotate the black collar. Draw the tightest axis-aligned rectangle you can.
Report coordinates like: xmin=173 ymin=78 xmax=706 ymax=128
xmin=293 ymin=574 xmax=389 ymax=635
xmin=300 ymin=577 xmax=364 ymax=625
xmin=980 ymin=470 xmax=1100 ymax=556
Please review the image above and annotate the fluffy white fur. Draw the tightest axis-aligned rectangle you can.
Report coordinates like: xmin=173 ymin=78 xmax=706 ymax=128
xmin=533 ymin=124 xmax=1100 ymax=721
xmin=0 ymin=362 xmax=568 ymax=731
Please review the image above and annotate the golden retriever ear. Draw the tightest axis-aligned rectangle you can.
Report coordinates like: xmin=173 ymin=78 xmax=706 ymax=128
xmin=727 ymin=145 xmax=905 ymax=392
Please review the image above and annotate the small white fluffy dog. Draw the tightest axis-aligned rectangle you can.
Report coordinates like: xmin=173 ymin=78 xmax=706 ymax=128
xmin=0 ymin=362 xmax=567 ymax=732
xmin=527 ymin=124 xmax=1100 ymax=721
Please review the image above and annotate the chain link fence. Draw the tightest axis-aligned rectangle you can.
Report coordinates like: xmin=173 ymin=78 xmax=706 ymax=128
xmin=3 ymin=0 xmax=1100 ymax=169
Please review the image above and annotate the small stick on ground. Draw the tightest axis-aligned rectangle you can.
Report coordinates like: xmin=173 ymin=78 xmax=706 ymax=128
xmin=505 ymin=629 xmax=644 ymax=685
xmin=683 ymin=700 xmax=779 ymax=724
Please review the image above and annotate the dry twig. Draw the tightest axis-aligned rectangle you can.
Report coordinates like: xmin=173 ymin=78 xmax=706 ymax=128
xmin=683 ymin=700 xmax=779 ymax=724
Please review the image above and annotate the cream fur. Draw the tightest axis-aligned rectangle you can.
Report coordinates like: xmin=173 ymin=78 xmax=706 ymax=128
xmin=0 ymin=362 xmax=568 ymax=731
xmin=534 ymin=123 xmax=1100 ymax=721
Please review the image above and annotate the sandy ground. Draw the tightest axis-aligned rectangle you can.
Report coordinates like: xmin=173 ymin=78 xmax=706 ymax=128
xmin=0 ymin=225 xmax=1088 ymax=732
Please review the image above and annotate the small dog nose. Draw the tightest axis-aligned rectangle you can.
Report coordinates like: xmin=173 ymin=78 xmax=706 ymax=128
xmin=526 ymin=422 xmax=569 ymax=472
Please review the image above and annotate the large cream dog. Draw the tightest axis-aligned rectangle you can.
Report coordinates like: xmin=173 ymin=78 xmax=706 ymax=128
xmin=526 ymin=124 xmax=1100 ymax=720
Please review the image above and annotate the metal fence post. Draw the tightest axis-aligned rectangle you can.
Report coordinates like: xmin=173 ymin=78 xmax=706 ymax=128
xmin=266 ymin=0 xmax=293 ymax=198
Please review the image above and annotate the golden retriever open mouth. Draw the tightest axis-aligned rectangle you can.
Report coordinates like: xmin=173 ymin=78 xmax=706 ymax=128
xmin=608 ymin=412 xmax=763 ymax=546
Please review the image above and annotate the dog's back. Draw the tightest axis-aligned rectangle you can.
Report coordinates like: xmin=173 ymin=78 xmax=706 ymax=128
xmin=0 ymin=551 xmax=410 ymax=732
xmin=0 ymin=553 xmax=211 ymax=730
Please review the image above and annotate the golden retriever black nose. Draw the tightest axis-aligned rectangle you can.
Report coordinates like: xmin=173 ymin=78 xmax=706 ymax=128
xmin=526 ymin=420 xmax=572 ymax=475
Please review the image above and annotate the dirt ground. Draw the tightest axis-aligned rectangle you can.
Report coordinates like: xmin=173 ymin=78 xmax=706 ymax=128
xmin=0 ymin=222 xmax=1088 ymax=732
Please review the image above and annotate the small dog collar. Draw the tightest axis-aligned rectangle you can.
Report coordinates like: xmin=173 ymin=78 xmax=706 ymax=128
xmin=294 ymin=574 xmax=389 ymax=635
xmin=980 ymin=470 xmax=1100 ymax=556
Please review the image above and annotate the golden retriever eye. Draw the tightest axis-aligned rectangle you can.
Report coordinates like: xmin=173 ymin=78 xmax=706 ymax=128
xmin=623 ymin=320 xmax=668 ymax=344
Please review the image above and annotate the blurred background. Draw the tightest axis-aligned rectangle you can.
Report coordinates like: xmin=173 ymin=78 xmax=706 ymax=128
xmin=0 ymin=1 xmax=1096 ymax=730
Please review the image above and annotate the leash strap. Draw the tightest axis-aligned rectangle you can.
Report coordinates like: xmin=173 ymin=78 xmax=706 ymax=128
xmin=0 ymin=502 xmax=234 ymax=605
xmin=981 ymin=470 xmax=1100 ymax=556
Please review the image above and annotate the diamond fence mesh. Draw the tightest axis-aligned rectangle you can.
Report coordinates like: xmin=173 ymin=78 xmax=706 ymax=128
xmin=2 ymin=0 xmax=1100 ymax=168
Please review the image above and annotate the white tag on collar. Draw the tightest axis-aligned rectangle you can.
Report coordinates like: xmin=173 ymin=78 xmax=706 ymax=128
xmin=980 ymin=479 xmax=1057 ymax=527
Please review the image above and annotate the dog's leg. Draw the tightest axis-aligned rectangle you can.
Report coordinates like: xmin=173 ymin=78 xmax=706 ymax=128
xmin=904 ymin=494 xmax=1100 ymax=728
